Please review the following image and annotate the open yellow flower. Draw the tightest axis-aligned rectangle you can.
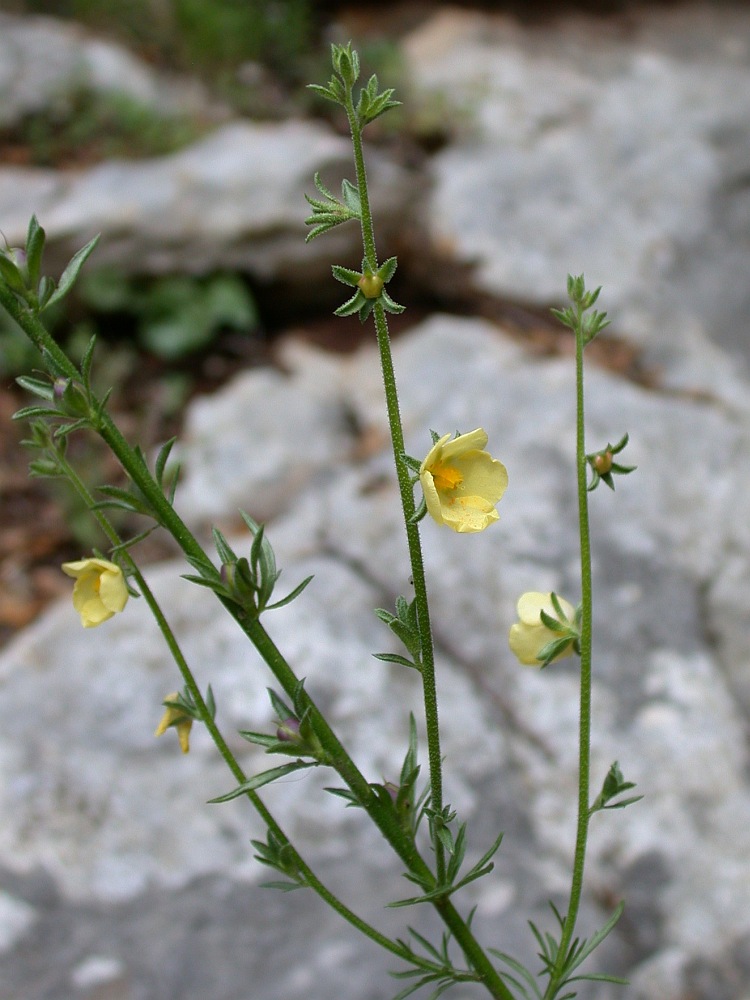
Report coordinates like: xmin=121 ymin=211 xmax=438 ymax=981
xmin=155 ymin=693 xmax=193 ymax=754
xmin=419 ymin=428 xmax=508 ymax=533
xmin=61 ymin=557 xmax=129 ymax=628
xmin=508 ymin=592 xmax=578 ymax=667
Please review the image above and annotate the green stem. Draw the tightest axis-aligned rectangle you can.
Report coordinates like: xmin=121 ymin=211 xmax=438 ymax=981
xmin=345 ymin=90 xmax=446 ymax=886
xmin=341 ymin=93 xmax=515 ymax=1000
xmin=544 ymin=300 xmax=593 ymax=998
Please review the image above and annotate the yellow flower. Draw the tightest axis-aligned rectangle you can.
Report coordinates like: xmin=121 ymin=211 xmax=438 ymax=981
xmin=61 ymin=557 xmax=129 ymax=628
xmin=508 ymin=592 xmax=578 ymax=667
xmin=155 ymin=693 xmax=193 ymax=754
xmin=419 ymin=428 xmax=508 ymax=533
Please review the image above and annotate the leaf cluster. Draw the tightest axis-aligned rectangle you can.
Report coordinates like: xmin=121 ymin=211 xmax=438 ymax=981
xmin=0 ymin=215 xmax=98 ymax=317
xmin=304 ymin=172 xmax=361 ymax=242
xmin=239 ymin=682 xmax=325 ymax=764
xmin=390 ymin=923 xmax=480 ymax=1000
xmin=392 ymin=824 xmax=504 ymax=909
xmin=552 ymin=274 xmax=610 ymax=345
xmin=184 ymin=511 xmax=312 ymax=620
xmin=589 ymin=761 xmax=642 ymax=817
xmin=323 ymin=715 xmax=429 ymax=858
xmin=250 ymin=827 xmax=308 ymax=893
xmin=309 ymin=43 xmax=400 ymax=130
xmin=492 ymin=901 xmax=627 ymax=999
xmin=374 ymin=594 xmax=422 ymax=671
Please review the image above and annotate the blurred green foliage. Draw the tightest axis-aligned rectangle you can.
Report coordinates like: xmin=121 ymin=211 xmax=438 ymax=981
xmin=0 ymin=87 xmax=205 ymax=167
xmin=0 ymin=271 xmax=258 ymax=379
xmin=17 ymin=0 xmax=317 ymax=83
xmin=79 ymin=270 xmax=259 ymax=360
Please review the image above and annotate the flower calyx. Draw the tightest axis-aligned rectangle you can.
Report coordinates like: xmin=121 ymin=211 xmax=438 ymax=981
xmin=331 ymin=257 xmax=404 ymax=323
xmin=586 ymin=433 xmax=636 ymax=491
xmin=239 ymin=683 xmax=326 ymax=763
xmin=508 ymin=592 xmax=580 ymax=668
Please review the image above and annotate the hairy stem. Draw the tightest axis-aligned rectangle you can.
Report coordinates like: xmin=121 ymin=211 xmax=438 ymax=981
xmin=544 ymin=298 xmax=593 ymax=998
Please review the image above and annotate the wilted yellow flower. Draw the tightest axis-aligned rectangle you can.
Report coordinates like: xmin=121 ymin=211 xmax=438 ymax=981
xmin=508 ymin=592 xmax=578 ymax=667
xmin=155 ymin=693 xmax=193 ymax=754
xmin=61 ymin=557 xmax=129 ymax=628
xmin=419 ymin=428 xmax=508 ymax=533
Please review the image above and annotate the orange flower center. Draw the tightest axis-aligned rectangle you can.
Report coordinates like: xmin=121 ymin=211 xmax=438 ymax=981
xmin=431 ymin=462 xmax=463 ymax=493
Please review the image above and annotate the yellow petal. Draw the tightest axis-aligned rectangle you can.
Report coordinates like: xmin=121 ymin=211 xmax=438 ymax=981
xmin=419 ymin=433 xmax=453 ymax=477
xmin=419 ymin=468 xmax=445 ymax=525
xmin=62 ymin=558 xmax=128 ymax=628
xmin=508 ymin=622 xmax=545 ymax=665
xmin=440 ymin=428 xmax=488 ymax=462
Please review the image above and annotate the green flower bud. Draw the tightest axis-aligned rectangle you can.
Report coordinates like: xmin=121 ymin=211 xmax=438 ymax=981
xmin=358 ymin=273 xmax=384 ymax=299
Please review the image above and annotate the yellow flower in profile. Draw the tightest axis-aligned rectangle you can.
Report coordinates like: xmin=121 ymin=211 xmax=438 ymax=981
xmin=508 ymin=592 xmax=578 ymax=667
xmin=61 ymin=557 xmax=129 ymax=628
xmin=419 ymin=428 xmax=508 ymax=533
xmin=155 ymin=693 xmax=193 ymax=754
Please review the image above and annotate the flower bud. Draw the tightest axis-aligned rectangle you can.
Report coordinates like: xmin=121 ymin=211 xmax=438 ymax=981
xmin=154 ymin=693 xmax=193 ymax=754
xmin=53 ymin=377 xmax=71 ymax=401
xmin=276 ymin=717 xmax=301 ymax=743
xmin=332 ymin=43 xmax=359 ymax=87
xmin=358 ymin=273 xmax=384 ymax=299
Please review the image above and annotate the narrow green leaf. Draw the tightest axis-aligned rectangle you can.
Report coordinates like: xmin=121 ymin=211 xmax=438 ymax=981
xmin=154 ymin=436 xmax=177 ymax=486
xmin=563 ymin=901 xmax=625 ymax=975
xmin=378 ymin=256 xmax=398 ymax=283
xmin=334 ymin=290 xmax=364 ymax=317
xmin=331 ymin=264 xmax=363 ymax=286
xmin=15 ymin=376 xmax=54 ymax=400
xmin=43 ymin=234 xmax=100 ymax=311
xmin=12 ymin=405 xmax=61 ymax=421
xmin=212 ymin=527 xmax=237 ymax=566
xmin=0 ymin=253 xmax=26 ymax=294
xmin=267 ymin=687 xmax=294 ymax=722
xmin=208 ymin=761 xmax=316 ymax=803
xmin=25 ymin=215 xmax=45 ymax=289
xmin=79 ymin=334 xmax=97 ymax=387
xmin=265 ymin=575 xmax=314 ymax=611
xmin=37 ymin=275 xmax=56 ymax=309
xmin=341 ymin=179 xmax=361 ymax=215
xmin=259 ymin=879 xmax=305 ymax=892
xmin=372 ymin=652 xmax=419 ymax=670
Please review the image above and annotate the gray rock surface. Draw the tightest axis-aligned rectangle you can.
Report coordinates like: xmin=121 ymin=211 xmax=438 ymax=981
xmin=0 ymin=118 xmax=415 ymax=284
xmin=0 ymin=12 xmax=218 ymax=126
xmin=406 ymin=5 xmax=750 ymax=398
xmin=2 ymin=315 xmax=750 ymax=999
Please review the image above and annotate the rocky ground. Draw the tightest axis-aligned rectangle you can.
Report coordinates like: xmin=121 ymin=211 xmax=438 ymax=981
xmin=2 ymin=4 xmax=750 ymax=1000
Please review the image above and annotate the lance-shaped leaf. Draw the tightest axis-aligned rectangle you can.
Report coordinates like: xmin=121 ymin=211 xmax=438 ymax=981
xmin=208 ymin=760 xmax=317 ymax=803
xmin=42 ymin=234 xmax=100 ymax=312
